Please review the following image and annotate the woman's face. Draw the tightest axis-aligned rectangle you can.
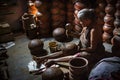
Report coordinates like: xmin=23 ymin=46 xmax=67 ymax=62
xmin=79 ymin=19 xmax=91 ymax=27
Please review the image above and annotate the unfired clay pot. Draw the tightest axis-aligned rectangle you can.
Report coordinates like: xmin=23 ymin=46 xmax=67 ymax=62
xmin=103 ymin=23 xmax=114 ymax=33
xmin=114 ymin=18 xmax=120 ymax=28
xmin=53 ymin=27 xmax=67 ymax=42
xmin=105 ymin=4 xmax=116 ymax=15
xmin=42 ymin=67 xmax=64 ymax=80
xmin=104 ymin=14 xmax=114 ymax=25
xmin=102 ymin=32 xmax=112 ymax=43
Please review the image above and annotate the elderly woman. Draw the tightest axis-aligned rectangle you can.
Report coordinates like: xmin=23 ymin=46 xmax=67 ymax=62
xmin=35 ymin=8 xmax=105 ymax=68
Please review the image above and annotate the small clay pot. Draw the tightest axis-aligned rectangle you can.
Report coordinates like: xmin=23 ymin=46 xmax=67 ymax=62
xmin=102 ymin=32 xmax=112 ymax=43
xmin=113 ymin=27 xmax=120 ymax=35
xmin=98 ymin=3 xmax=106 ymax=11
xmin=104 ymin=14 xmax=114 ymax=25
xmin=74 ymin=18 xmax=80 ymax=25
xmin=34 ymin=0 xmax=42 ymax=8
xmin=116 ymin=2 xmax=120 ymax=10
xmin=53 ymin=27 xmax=67 ymax=42
xmin=114 ymin=18 xmax=120 ymax=28
xmin=105 ymin=4 xmax=116 ymax=15
xmin=115 ymin=10 xmax=120 ymax=18
xmin=74 ymin=25 xmax=82 ymax=33
xmin=42 ymin=67 xmax=64 ymax=80
xmin=103 ymin=23 xmax=114 ymax=33
xmin=111 ymin=35 xmax=120 ymax=47
xmin=74 ymin=2 xmax=86 ymax=10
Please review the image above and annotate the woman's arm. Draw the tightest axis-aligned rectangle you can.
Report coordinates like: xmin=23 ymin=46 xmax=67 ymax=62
xmin=80 ymin=28 xmax=98 ymax=52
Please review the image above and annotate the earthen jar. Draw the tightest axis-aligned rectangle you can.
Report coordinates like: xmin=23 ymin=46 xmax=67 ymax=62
xmin=69 ymin=57 xmax=88 ymax=80
xmin=116 ymin=2 xmax=120 ymax=10
xmin=115 ymin=10 xmax=120 ymax=18
xmin=113 ymin=27 xmax=120 ymax=35
xmin=28 ymin=39 xmax=44 ymax=55
xmin=74 ymin=10 xmax=79 ymax=18
xmin=105 ymin=4 xmax=116 ymax=15
xmin=98 ymin=3 xmax=106 ymax=11
xmin=114 ymin=18 xmax=120 ymax=28
xmin=102 ymin=32 xmax=112 ymax=43
xmin=74 ymin=25 xmax=82 ymax=33
xmin=74 ymin=2 xmax=86 ymax=10
xmin=111 ymin=35 xmax=120 ymax=47
xmin=106 ymin=0 xmax=117 ymax=4
xmin=53 ymin=27 xmax=67 ymax=42
xmin=103 ymin=23 xmax=114 ymax=33
xmin=61 ymin=43 xmax=78 ymax=55
xmin=104 ymin=14 xmax=114 ymax=25
xmin=74 ymin=18 xmax=80 ymax=25
xmin=34 ymin=0 xmax=42 ymax=8
xmin=42 ymin=67 xmax=64 ymax=80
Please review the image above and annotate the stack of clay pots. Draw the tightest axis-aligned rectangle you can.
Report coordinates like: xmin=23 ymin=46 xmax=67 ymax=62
xmin=96 ymin=0 xmax=106 ymax=28
xmin=36 ymin=0 xmax=51 ymax=37
xmin=51 ymin=0 xmax=66 ymax=30
xmin=69 ymin=57 xmax=88 ymax=80
xmin=111 ymin=0 xmax=120 ymax=53
xmin=102 ymin=0 xmax=117 ymax=43
xmin=66 ymin=0 xmax=74 ymax=24
xmin=73 ymin=0 xmax=90 ymax=33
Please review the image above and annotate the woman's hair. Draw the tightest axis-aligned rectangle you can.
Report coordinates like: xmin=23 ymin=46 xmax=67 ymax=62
xmin=77 ymin=8 xmax=97 ymax=21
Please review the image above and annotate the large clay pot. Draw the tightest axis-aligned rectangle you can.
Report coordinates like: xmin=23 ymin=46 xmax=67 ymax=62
xmin=42 ymin=67 xmax=64 ymax=80
xmin=104 ymin=14 xmax=114 ymax=25
xmin=53 ymin=28 xmax=67 ymax=42
xmin=114 ymin=18 xmax=120 ymax=28
xmin=74 ymin=2 xmax=86 ymax=10
xmin=69 ymin=57 xmax=88 ymax=80
xmin=103 ymin=23 xmax=114 ymax=33
xmin=105 ymin=4 xmax=116 ymax=15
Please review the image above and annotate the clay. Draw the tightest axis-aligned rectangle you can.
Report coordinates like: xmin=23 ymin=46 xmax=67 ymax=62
xmin=103 ymin=23 xmax=114 ymax=33
xmin=114 ymin=18 xmax=120 ymax=28
xmin=104 ymin=14 xmax=114 ymax=25
xmin=105 ymin=4 xmax=116 ymax=15
xmin=42 ymin=67 xmax=64 ymax=80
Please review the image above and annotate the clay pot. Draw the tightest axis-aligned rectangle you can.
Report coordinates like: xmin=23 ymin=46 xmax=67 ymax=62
xmin=115 ymin=10 xmax=120 ymax=18
xmin=104 ymin=14 xmax=114 ymax=25
xmin=98 ymin=3 xmax=106 ymax=11
xmin=105 ymin=4 xmax=116 ymax=15
xmin=53 ymin=28 xmax=67 ymax=42
xmin=116 ymin=2 xmax=120 ymax=10
xmin=106 ymin=0 xmax=117 ymax=4
xmin=34 ymin=0 xmax=42 ymax=8
xmin=103 ymin=23 xmax=114 ymax=33
xmin=74 ymin=10 xmax=79 ymax=18
xmin=102 ymin=32 xmax=112 ymax=43
xmin=74 ymin=25 xmax=82 ymax=33
xmin=61 ymin=43 xmax=78 ymax=54
xmin=28 ymin=39 xmax=44 ymax=51
xmin=111 ymin=35 xmax=120 ymax=47
xmin=74 ymin=2 xmax=86 ymax=10
xmin=42 ymin=67 xmax=64 ymax=80
xmin=74 ymin=18 xmax=80 ymax=25
xmin=113 ymin=27 xmax=120 ymax=35
xmin=114 ymin=18 xmax=120 ymax=28
xmin=69 ymin=57 xmax=88 ymax=80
